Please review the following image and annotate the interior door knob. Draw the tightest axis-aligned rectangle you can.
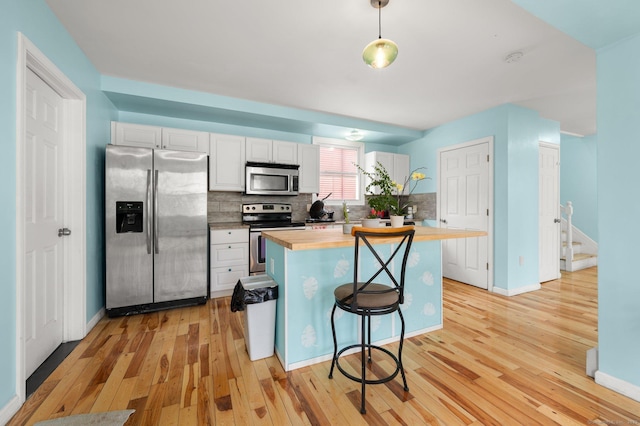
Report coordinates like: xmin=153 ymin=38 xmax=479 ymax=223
xmin=58 ymin=228 xmax=71 ymax=237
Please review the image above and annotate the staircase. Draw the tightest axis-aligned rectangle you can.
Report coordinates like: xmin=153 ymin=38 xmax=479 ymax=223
xmin=560 ymin=201 xmax=598 ymax=272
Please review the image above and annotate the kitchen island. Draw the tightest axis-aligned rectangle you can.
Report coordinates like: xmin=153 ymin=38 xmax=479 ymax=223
xmin=261 ymin=226 xmax=486 ymax=371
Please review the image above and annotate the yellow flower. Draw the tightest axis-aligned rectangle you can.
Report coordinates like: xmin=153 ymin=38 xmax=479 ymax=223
xmin=412 ymin=172 xmax=426 ymax=180
xmin=395 ymin=182 xmax=404 ymax=191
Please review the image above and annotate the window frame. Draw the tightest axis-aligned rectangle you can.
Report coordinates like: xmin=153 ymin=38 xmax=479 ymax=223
xmin=312 ymin=136 xmax=365 ymax=206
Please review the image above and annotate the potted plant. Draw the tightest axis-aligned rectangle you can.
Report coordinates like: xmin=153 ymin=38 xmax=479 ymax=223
xmin=342 ymin=201 xmax=355 ymax=234
xmin=388 ymin=168 xmax=429 ymax=227
xmin=356 ymin=161 xmax=396 ymax=220
xmin=362 ymin=208 xmax=383 ymax=228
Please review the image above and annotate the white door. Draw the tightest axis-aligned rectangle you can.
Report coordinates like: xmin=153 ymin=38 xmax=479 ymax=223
xmin=24 ymin=68 xmax=65 ymax=377
xmin=539 ymin=143 xmax=561 ymax=282
xmin=439 ymin=141 xmax=490 ymax=289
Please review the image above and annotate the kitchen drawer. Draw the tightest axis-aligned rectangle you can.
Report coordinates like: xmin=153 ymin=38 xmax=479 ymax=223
xmin=210 ymin=228 xmax=248 ymax=245
xmin=211 ymin=243 xmax=247 ymax=267
xmin=210 ymin=265 xmax=247 ymax=298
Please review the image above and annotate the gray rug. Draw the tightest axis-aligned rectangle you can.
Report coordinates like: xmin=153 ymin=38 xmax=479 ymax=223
xmin=34 ymin=409 xmax=135 ymax=426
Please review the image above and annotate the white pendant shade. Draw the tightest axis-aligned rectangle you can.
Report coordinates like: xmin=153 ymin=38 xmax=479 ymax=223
xmin=362 ymin=38 xmax=398 ymax=69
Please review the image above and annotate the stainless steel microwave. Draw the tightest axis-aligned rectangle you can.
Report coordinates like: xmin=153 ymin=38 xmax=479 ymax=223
xmin=245 ymin=162 xmax=299 ymax=195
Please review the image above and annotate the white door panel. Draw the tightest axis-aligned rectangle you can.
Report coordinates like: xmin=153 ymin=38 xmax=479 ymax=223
xmin=440 ymin=141 xmax=490 ymax=289
xmin=24 ymin=69 xmax=65 ymax=377
xmin=539 ymin=144 xmax=561 ymax=282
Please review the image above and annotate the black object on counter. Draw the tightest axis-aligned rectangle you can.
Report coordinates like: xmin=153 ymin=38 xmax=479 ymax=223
xmin=309 ymin=193 xmax=332 ymax=219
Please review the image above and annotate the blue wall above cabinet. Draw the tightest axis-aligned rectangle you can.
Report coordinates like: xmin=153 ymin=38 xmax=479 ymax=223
xmin=102 ymin=76 xmax=424 ymax=146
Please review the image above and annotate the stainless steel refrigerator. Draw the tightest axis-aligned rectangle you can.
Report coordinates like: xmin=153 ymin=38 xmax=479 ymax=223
xmin=105 ymin=145 xmax=208 ymax=316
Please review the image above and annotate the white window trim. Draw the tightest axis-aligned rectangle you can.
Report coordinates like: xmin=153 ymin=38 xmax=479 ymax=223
xmin=312 ymin=136 xmax=365 ymax=206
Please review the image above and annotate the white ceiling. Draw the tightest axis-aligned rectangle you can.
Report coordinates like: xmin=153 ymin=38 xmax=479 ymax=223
xmin=45 ymin=0 xmax=598 ymax=137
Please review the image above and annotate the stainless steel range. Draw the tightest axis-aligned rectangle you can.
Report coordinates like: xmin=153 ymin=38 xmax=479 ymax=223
xmin=243 ymin=203 xmax=306 ymax=275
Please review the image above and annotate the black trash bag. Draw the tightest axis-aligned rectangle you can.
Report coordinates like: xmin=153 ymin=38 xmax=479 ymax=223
xmin=231 ymin=280 xmax=279 ymax=312
xmin=231 ymin=280 xmax=245 ymax=312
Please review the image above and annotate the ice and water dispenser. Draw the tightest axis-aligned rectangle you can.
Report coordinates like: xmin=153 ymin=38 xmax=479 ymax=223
xmin=116 ymin=201 xmax=143 ymax=233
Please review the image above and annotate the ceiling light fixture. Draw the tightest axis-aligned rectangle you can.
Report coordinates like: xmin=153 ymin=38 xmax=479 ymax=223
xmin=362 ymin=0 xmax=398 ymax=69
xmin=345 ymin=129 xmax=364 ymax=141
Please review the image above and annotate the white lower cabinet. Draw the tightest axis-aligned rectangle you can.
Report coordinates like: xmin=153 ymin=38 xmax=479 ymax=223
xmin=210 ymin=228 xmax=248 ymax=298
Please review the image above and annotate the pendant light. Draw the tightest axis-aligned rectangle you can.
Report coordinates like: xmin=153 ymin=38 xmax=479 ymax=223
xmin=362 ymin=0 xmax=398 ymax=69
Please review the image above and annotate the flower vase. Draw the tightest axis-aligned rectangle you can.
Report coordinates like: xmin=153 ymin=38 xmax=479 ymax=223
xmin=389 ymin=215 xmax=405 ymax=228
xmin=342 ymin=223 xmax=355 ymax=234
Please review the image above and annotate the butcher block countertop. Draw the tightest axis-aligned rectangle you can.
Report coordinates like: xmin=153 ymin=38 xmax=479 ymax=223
xmin=261 ymin=226 xmax=487 ymax=251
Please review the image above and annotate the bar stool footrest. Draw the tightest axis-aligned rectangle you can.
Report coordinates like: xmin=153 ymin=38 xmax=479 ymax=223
xmin=334 ymin=343 xmax=401 ymax=385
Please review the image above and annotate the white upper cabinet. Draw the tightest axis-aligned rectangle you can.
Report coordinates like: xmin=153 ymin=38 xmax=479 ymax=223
xmin=111 ymin=122 xmax=209 ymax=154
xmin=365 ymin=151 xmax=410 ymax=193
xmin=209 ymin=133 xmax=246 ymax=191
xmin=297 ymin=144 xmax=320 ymax=194
xmin=246 ymin=137 xmax=298 ymax=164
xmin=111 ymin=122 xmax=161 ymax=149
xmin=245 ymin=137 xmax=273 ymax=162
xmin=162 ymin=128 xmax=210 ymax=154
xmin=273 ymin=140 xmax=298 ymax=164
xmin=393 ymin=153 xmax=411 ymax=184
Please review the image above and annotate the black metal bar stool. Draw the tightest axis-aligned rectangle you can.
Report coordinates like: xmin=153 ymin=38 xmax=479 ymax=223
xmin=328 ymin=225 xmax=415 ymax=414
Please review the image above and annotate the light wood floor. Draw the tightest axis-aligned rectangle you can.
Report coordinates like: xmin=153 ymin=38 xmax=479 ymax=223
xmin=9 ymin=267 xmax=640 ymax=425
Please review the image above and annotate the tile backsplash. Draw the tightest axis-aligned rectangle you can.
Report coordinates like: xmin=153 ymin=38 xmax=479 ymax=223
xmin=208 ymin=192 xmax=436 ymax=224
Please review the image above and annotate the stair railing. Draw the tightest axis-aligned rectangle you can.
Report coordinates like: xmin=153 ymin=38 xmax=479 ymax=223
xmin=560 ymin=201 xmax=574 ymax=262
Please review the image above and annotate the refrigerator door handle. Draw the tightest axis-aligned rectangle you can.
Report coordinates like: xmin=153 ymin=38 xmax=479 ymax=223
xmin=146 ymin=169 xmax=152 ymax=254
xmin=154 ymin=169 xmax=159 ymax=254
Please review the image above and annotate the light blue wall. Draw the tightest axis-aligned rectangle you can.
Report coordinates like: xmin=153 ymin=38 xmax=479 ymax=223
xmin=511 ymin=0 xmax=640 ymax=50
xmin=539 ymin=118 xmax=561 ymax=145
xmin=0 ymin=0 xmax=116 ymax=408
xmin=0 ymin=0 xmax=20 ymax=408
xmin=118 ymin=112 xmax=313 ymax=144
xmin=399 ymin=104 xmax=543 ymax=292
xmin=560 ymin=134 xmax=598 ymax=241
xmin=597 ymin=33 xmax=640 ymax=388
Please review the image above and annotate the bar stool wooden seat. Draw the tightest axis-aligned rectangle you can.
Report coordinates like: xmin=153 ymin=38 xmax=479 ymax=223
xmin=328 ymin=225 xmax=415 ymax=414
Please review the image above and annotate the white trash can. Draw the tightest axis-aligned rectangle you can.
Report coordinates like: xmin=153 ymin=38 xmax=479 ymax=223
xmin=237 ymin=276 xmax=278 ymax=361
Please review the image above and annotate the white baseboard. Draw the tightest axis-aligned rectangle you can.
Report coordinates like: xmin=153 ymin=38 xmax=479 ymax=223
xmin=86 ymin=307 xmax=105 ymax=335
xmin=0 ymin=395 xmax=22 ymax=425
xmin=595 ymin=370 xmax=640 ymax=403
xmin=492 ymin=282 xmax=541 ymax=297
xmin=586 ymin=347 xmax=598 ymax=377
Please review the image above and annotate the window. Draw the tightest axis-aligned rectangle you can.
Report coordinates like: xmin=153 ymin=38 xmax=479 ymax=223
xmin=312 ymin=137 xmax=365 ymax=205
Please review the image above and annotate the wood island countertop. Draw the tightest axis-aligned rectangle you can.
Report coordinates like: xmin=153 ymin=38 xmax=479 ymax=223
xmin=261 ymin=226 xmax=487 ymax=251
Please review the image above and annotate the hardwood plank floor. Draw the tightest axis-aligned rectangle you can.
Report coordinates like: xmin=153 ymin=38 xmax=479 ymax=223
xmin=8 ymin=267 xmax=640 ymax=425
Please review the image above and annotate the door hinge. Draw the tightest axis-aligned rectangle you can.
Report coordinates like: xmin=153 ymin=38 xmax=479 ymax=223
xmin=486 ymin=263 xmax=489 ymax=270
xmin=487 ymin=154 xmax=490 ymax=162
xmin=487 ymin=209 xmax=489 ymax=216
